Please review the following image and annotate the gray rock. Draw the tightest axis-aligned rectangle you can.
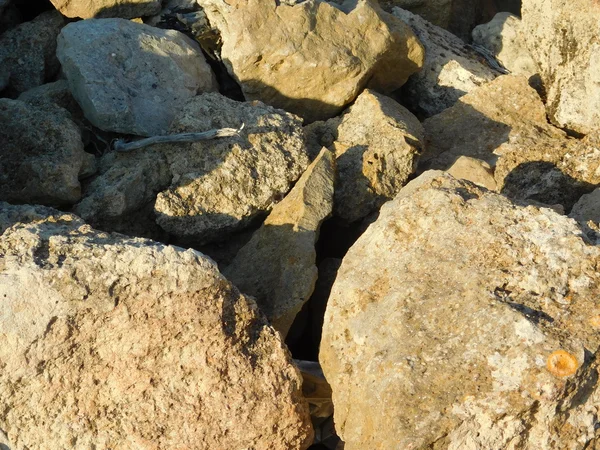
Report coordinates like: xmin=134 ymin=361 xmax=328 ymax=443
xmin=0 ymin=428 xmax=11 ymax=450
xmin=0 ymin=202 xmax=314 ymax=449
xmin=320 ymin=171 xmax=600 ymax=450
xmin=0 ymin=11 xmax=65 ymax=95
xmin=18 ymin=80 xmax=84 ymax=122
xmin=224 ymin=149 xmax=335 ymax=337
xmin=57 ymin=18 xmax=217 ymax=136
xmin=393 ymin=7 xmax=498 ymax=118
xmin=0 ymin=99 xmax=96 ymax=206
xmin=49 ymin=0 xmax=161 ymax=19
xmin=570 ymin=188 xmax=600 ymax=225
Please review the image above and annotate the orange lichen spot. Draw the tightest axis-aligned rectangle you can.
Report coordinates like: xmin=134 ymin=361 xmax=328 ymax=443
xmin=589 ymin=315 xmax=600 ymax=328
xmin=546 ymin=350 xmax=579 ymax=377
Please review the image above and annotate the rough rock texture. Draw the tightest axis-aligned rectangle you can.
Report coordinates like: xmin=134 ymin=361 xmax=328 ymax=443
xmin=0 ymin=11 xmax=65 ymax=95
xmin=57 ymin=18 xmax=217 ymax=136
xmin=305 ymin=89 xmax=424 ymax=223
xmin=570 ymin=188 xmax=600 ymax=224
xmin=393 ymin=8 xmax=498 ymax=118
xmin=0 ymin=99 xmax=96 ymax=206
xmin=49 ymin=0 xmax=161 ymax=19
xmin=320 ymin=172 xmax=600 ymax=450
xmin=74 ymin=93 xmax=310 ymax=244
xmin=447 ymin=155 xmax=497 ymax=190
xmin=18 ymin=80 xmax=84 ymax=122
xmin=224 ymin=149 xmax=335 ymax=337
xmin=420 ymin=75 xmax=566 ymax=171
xmin=0 ymin=429 xmax=11 ymax=450
xmin=199 ymin=0 xmax=424 ymax=122
xmin=522 ymin=0 xmax=600 ymax=134
xmin=472 ymin=12 xmax=538 ymax=79
xmin=0 ymin=203 xmax=313 ymax=449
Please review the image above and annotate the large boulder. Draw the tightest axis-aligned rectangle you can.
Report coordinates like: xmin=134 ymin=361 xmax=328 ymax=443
xmin=0 ymin=99 xmax=95 ymax=206
xmin=49 ymin=0 xmax=161 ymax=19
xmin=320 ymin=172 xmax=600 ymax=449
xmin=0 ymin=203 xmax=313 ymax=449
xmin=198 ymin=0 xmax=424 ymax=122
xmin=57 ymin=18 xmax=217 ymax=136
xmin=522 ymin=0 xmax=600 ymax=134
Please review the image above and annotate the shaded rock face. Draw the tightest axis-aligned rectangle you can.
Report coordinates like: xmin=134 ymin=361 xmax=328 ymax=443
xmin=0 ymin=99 xmax=96 ymax=206
xmin=393 ymin=7 xmax=498 ymax=119
xmin=0 ymin=203 xmax=313 ymax=450
xmin=49 ymin=0 xmax=161 ymax=19
xmin=522 ymin=0 xmax=600 ymax=135
xmin=225 ymin=149 xmax=335 ymax=337
xmin=75 ymin=93 xmax=310 ymax=245
xmin=320 ymin=172 xmax=600 ymax=450
xmin=57 ymin=18 xmax=217 ymax=136
xmin=0 ymin=10 xmax=64 ymax=95
xmin=570 ymin=188 xmax=600 ymax=225
xmin=199 ymin=0 xmax=424 ymax=122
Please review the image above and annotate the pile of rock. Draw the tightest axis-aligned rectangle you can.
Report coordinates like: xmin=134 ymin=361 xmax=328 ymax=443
xmin=1 ymin=0 xmax=599 ymax=448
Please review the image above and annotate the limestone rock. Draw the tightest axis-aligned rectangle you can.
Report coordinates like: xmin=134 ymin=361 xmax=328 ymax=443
xmin=522 ymin=0 xmax=600 ymax=134
xmin=0 ymin=99 xmax=96 ymax=206
xmin=420 ymin=75 xmax=566 ymax=171
xmin=75 ymin=93 xmax=310 ymax=244
xmin=18 ymin=80 xmax=84 ymax=122
xmin=57 ymin=18 xmax=217 ymax=136
xmin=320 ymin=172 xmax=600 ymax=450
xmin=305 ymin=89 xmax=424 ymax=223
xmin=49 ymin=0 xmax=161 ymax=19
xmin=0 ymin=11 xmax=65 ymax=95
xmin=472 ymin=12 xmax=538 ymax=79
xmin=570 ymin=188 xmax=600 ymax=225
xmin=447 ymin=155 xmax=497 ymax=190
xmin=393 ymin=8 xmax=498 ymax=118
xmin=0 ymin=203 xmax=313 ymax=449
xmin=199 ymin=0 xmax=424 ymax=122
xmin=224 ymin=149 xmax=335 ymax=337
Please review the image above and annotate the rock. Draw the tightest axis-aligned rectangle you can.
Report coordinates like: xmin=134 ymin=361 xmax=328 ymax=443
xmin=472 ymin=12 xmax=538 ymax=79
xmin=522 ymin=0 xmax=600 ymax=134
xmin=0 ymin=99 xmax=96 ymax=206
xmin=447 ymin=156 xmax=497 ymax=190
xmin=0 ymin=10 xmax=65 ymax=95
xmin=320 ymin=171 xmax=600 ymax=450
xmin=57 ymin=18 xmax=217 ymax=136
xmin=305 ymin=89 xmax=424 ymax=223
xmin=570 ymin=188 xmax=600 ymax=225
xmin=419 ymin=75 xmax=566 ymax=171
xmin=74 ymin=93 xmax=310 ymax=244
xmin=49 ymin=0 xmax=161 ymax=19
xmin=0 ymin=203 xmax=313 ymax=449
xmin=393 ymin=8 xmax=498 ymax=118
xmin=224 ymin=149 xmax=335 ymax=337
xmin=199 ymin=0 xmax=424 ymax=122
xmin=0 ymin=2 xmax=20 ymax=35
xmin=0 ymin=428 xmax=11 ymax=450
xmin=18 ymin=80 xmax=84 ymax=121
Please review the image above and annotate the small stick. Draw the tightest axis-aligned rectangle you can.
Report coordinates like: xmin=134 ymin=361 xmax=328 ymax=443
xmin=112 ymin=123 xmax=245 ymax=153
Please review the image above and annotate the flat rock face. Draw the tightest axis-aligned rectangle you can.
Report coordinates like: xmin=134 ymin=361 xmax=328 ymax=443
xmin=75 ymin=93 xmax=310 ymax=244
xmin=393 ymin=7 xmax=498 ymax=118
xmin=0 ymin=11 xmax=65 ymax=94
xmin=0 ymin=99 xmax=95 ymax=206
xmin=522 ymin=0 xmax=600 ymax=134
xmin=57 ymin=18 xmax=217 ymax=136
xmin=570 ymin=188 xmax=600 ymax=224
xmin=0 ymin=203 xmax=313 ymax=449
xmin=446 ymin=155 xmax=497 ymax=190
xmin=320 ymin=172 xmax=600 ymax=449
xmin=199 ymin=0 xmax=424 ymax=122
xmin=225 ymin=149 xmax=335 ymax=337
xmin=50 ymin=0 xmax=161 ymax=19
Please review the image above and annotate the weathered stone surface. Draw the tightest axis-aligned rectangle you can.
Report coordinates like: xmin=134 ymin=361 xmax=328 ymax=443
xmin=18 ymin=80 xmax=84 ymax=122
xmin=0 ymin=11 xmax=64 ymax=95
xmin=224 ymin=149 xmax=335 ymax=337
xmin=75 ymin=93 xmax=310 ymax=244
xmin=0 ymin=99 xmax=96 ymax=206
xmin=570 ymin=188 xmax=600 ymax=225
xmin=0 ymin=428 xmax=11 ymax=450
xmin=320 ymin=171 xmax=600 ymax=450
xmin=305 ymin=89 xmax=424 ymax=223
xmin=199 ymin=0 xmax=424 ymax=122
xmin=447 ymin=155 xmax=497 ymax=190
xmin=420 ymin=75 xmax=566 ymax=171
xmin=49 ymin=0 xmax=161 ymax=19
xmin=522 ymin=0 xmax=600 ymax=134
xmin=57 ymin=18 xmax=217 ymax=136
xmin=393 ymin=8 xmax=498 ymax=118
xmin=472 ymin=12 xmax=538 ymax=79
xmin=0 ymin=203 xmax=313 ymax=449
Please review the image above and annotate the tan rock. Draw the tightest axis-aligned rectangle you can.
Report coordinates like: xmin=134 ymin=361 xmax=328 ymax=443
xmin=49 ymin=0 xmax=161 ymax=19
xmin=224 ymin=149 xmax=335 ymax=337
xmin=447 ymin=156 xmax=497 ymax=190
xmin=199 ymin=0 xmax=424 ymax=122
xmin=0 ymin=203 xmax=313 ymax=449
xmin=320 ymin=172 xmax=600 ymax=449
